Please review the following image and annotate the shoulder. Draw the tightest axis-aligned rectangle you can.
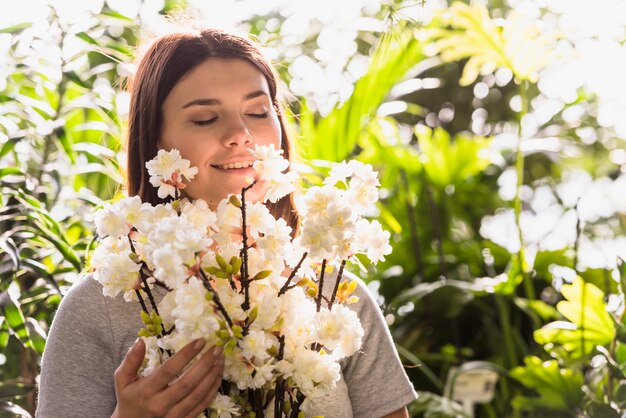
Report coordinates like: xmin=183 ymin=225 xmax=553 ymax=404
xmin=60 ymin=274 xmax=105 ymax=305
xmin=53 ymin=274 xmax=108 ymax=323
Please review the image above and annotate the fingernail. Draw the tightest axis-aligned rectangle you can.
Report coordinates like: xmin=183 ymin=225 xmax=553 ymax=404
xmin=194 ymin=339 xmax=206 ymax=350
xmin=213 ymin=346 xmax=223 ymax=356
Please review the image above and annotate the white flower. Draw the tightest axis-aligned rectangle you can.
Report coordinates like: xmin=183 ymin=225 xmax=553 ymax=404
xmin=145 ymin=149 xmax=198 ymax=199
xmin=92 ymin=237 xmax=141 ymax=299
xmin=139 ymin=336 xmax=164 ymax=377
xmin=323 ymin=161 xmax=353 ymax=187
xmin=240 ymin=330 xmax=276 ymax=363
xmin=363 ymin=220 xmax=392 ymax=264
xmin=248 ymin=144 xmax=296 ymax=203
xmin=172 ymin=277 xmax=220 ymax=341
xmin=277 ymin=349 xmax=340 ymax=398
xmin=315 ymin=304 xmax=364 ymax=359
xmin=210 ymin=393 xmax=241 ymax=417
xmin=255 ymin=218 xmax=292 ymax=260
xmin=301 ymin=186 xmax=341 ymax=218
xmin=246 ymin=202 xmax=275 ymax=239
xmin=151 ymin=245 xmax=189 ymax=288
xmin=214 ymin=280 xmax=246 ymax=322
xmin=248 ymin=144 xmax=288 ymax=178
xmin=299 ymin=223 xmax=334 ymax=261
xmin=347 ymin=176 xmax=379 ymax=214
xmin=250 ymin=362 xmax=275 ymax=389
xmin=248 ymin=287 xmax=281 ymax=331
xmin=224 ymin=347 xmax=255 ymax=389
xmin=262 ymin=170 xmax=297 ymax=203
xmin=180 ymin=199 xmax=217 ymax=233
xmin=94 ymin=205 xmax=129 ymax=239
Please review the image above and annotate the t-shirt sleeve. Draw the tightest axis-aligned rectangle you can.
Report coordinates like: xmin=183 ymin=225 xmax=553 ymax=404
xmin=341 ymin=274 xmax=417 ymax=417
xmin=36 ymin=276 xmax=118 ymax=418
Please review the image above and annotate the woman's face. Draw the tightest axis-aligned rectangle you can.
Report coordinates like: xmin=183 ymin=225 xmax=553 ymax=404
xmin=160 ymin=58 xmax=282 ymax=207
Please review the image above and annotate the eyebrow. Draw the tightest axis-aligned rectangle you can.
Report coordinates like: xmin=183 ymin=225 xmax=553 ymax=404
xmin=181 ymin=90 xmax=268 ymax=109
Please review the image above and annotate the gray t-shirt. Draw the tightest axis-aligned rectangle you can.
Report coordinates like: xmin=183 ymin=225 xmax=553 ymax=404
xmin=37 ymin=273 xmax=417 ymax=417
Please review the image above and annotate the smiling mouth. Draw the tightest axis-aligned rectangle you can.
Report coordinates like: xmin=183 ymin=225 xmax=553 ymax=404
xmin=211 ymin=161 xmax=256 ymax=170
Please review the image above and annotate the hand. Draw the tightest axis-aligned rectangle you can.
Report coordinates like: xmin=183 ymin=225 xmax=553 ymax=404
xmin=111 ymin=338 xmax=224 ymax=418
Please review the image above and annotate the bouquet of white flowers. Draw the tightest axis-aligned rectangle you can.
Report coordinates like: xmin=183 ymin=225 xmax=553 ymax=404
xmin=91 ymin=145 xmax=391 ymax=417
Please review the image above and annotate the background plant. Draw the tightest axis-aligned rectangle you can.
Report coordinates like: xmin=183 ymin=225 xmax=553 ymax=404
xmin=2 ymin=0 xmax=626 ymax=417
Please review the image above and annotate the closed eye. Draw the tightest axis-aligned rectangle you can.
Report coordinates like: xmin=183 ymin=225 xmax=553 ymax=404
xmin=247 ymin=112 xmax=268 ymax=119
xmin=192 ymin=117 xmax=217 ymax=126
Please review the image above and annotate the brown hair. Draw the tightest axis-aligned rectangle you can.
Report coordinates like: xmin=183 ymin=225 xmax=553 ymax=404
xmin=125 ymin=28 xmax=299 ymax=233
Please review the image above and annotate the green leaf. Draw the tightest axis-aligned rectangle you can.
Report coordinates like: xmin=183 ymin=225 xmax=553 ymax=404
xmin=0 ymin=236 xmax=20 ymax=270
xmin=0 ymin=287 xmax=33 ymax=350
xmin=300 ymin=22 xmax=425 ymax=162
xmin=0 ymin=168 xmax=23 ymax=178
xmin=99 ymin=9 xmax=135 ymax=21
xmin=55 ymin=126 xmax=76 ymax=164
xmin=416 ymin=126 xmax=492 ymax=189
xmin=0 ymin=319 xmax=9 ymax=353
xmin=0 ymin=22 xmax=32 ymax=34
xmin=534 ymin=277 xmax=615 ymax=360
xmin=510 ymin=356 xmax=583 ymax=411
xmin=425 ymin=2 xmax=558 ymax=84
xmin=25 ymin=317 xmax=47 ymax=355
xmin=76 ymin=31 xmax=99 ymax=46
xmin=0 ymin=139 xmax=17 ymax=159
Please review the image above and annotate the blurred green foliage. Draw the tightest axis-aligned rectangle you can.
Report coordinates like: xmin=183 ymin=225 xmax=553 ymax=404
xmin=2 ymin=1 xmax=626 ymax=417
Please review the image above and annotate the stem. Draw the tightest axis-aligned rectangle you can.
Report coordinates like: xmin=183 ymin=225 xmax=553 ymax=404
xmin=128 ymin=235 xmax=160 ymax=315
xmin=198 ymin=269 xmax=233 ymax=328
xmin=315 ymin=259 xmax=327 ymax=312
xmin=278 ymin=252 xmax=308 ymax=296
xmin=134 ymin=289 xmax=149 ymax=313
xmin=400 ymin=169 xmax=424 ymax=282
xmin=513 ymin=80 xmax=536 ymax=300
xmin=328 ymin=259 xmax=347 ymax=309
xmin=494 ymin=294 xmax=517 ymax=399
xmin=240 ymin=183 xmax=254 ymax=311
xmin=274 ymin=335 xmax=286 ymax=417
xmin=424 ymin=183 xmax=447 ymax=278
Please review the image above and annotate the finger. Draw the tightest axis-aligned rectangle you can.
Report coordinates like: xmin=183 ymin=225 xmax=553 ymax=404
xmin=180 ymin=355 xmax=225 ymax=418
xmin=162 ymin=346 xmax=223 ymax=409
xmin=113 ymin=338 xmax=145 ymax=390
xmin=147 ymin=338 xmax=207 ymax=393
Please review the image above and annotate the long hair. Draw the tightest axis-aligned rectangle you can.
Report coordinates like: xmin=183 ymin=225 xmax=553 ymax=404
xmin=125 ymin=29 xmax=299 ymax=233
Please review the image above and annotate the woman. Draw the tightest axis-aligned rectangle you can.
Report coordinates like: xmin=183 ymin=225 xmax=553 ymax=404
xmin=37 ymin=28 xmax=417 ymax=417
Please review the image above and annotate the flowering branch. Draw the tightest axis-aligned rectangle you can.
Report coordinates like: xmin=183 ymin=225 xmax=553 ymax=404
xmin=240 ymin=182 xmax=255 ymax=311
xmin=315 ymin=259 xmax=328 ymax=312
xmin=198 ymin=268 xmax=233 ymax=328
xmin=328 ymin=259 xmax=347 ymax=309
xmin=278 ymin=252 xmax=308 ymax=296
xmin=91 ymin=146 xmax=388 ymax=416
xmin=128 ymin=234 xmax=161 ymax=316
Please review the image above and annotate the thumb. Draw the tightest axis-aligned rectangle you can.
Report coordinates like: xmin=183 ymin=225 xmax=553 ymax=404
xmin=114 ymin=338 xmax=145 ymax=389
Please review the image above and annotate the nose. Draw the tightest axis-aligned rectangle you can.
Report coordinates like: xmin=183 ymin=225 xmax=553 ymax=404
xmin=222 ymin=117 xmax=252 ymax=148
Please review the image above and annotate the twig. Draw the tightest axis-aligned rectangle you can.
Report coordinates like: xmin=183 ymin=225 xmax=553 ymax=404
xmin=328 ymin=259 xmax=347 ymax=309
xmin=278 ymin=252 xmax=309 ymax=296
xmin=240 ymin=183 xmax=255 ymax=311
xmin=315 ymin=259 xmax=327 ymax=312
xmin=198 ymin=269 xmax=234 ymax=328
